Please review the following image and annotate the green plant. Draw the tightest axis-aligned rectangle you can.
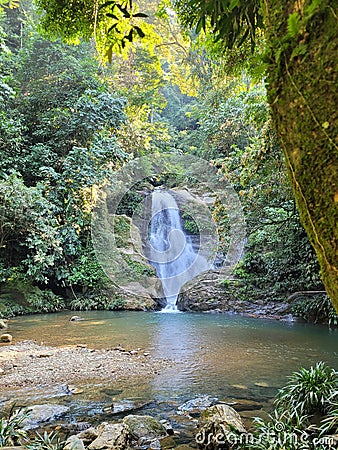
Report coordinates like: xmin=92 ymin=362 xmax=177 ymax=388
xmin=27 ymin=290 xmax=66 ymax=313
xmin=107 ymin=295 xmax=126 ymax=310
xmin=319 ymin=405 xmax=338 ymax=436
xmin=68 ymin=293 xmax=110 ymax=311
xmin=0 ymin=405 xmax=28 ymax=446
xmin=26 ymin=430 xmax=67 ymax=450
xmin=275 ymin=362 xmax=338 ymax=418
xmin=291 ymin=295 xmax=338 ymax=327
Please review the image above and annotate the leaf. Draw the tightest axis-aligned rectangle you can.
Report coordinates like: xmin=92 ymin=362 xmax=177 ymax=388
xmin=287 ymin=12 xmax=301 ymax=38
xmin=229 ymin=0 xmax=240 ymax=10
xmin=305 ymin=0 xmax=322 ymax=17
xmin=125 ymin=28 xmax=133 ymax=42
xmin=99 ymin=1 xmax=115 ymax=10
xmin=107 ymin=23 xmax=120 ymax=34
xmin=133 ymin=25 xmax=145 ymax=38
xmin=106 ymin=13 xmax=119 ymax=20
xmin=196 ymin=15 xmax=206 ymax=33
xmin=115 ymin=3 xmax=130 ymax=18
xmin=133 ymin=12 xmax=148 ymax=18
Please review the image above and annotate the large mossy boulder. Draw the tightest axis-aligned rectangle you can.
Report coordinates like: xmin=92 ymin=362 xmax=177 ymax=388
xmin=196 ymin=404 xmax=246 ymax=449
xmin=123 ymin=414 xmax=167 ymax=447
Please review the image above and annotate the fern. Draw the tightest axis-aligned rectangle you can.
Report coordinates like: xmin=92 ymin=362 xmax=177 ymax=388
xmin=287 ymin=12 xmax=301 ymax=38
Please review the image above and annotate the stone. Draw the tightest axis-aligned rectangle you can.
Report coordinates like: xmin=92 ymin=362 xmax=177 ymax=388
xmin=0 ymin=319 xmax=8 ymax=329
xmin=22 ymin=404 xmax=69 ymax=429
xmin=88 ymin=422 xmax=129 ymax=450
xmin=64 ymin=436 xmax=86 ymax=450
xmin=159 ymin=419 xmax=174 ymax=435
xmin=160 ymin=435 xmax=177 ymax=449
xmin=67 ymin=384 xmax=84 ymax=395
xmin=146 ymin=438 xmax=161 ymax=449
xmin=77 ymin=427 xmax=99 ymax=444
xmin=0 ymin=333 xmax=12 ymax=343
xmin=70 ymin=316 xmax=84 ymax=322
xmin=196 ymin=404 xmax=246 ymax=449
xmin=178 ymin=395 xmax=218 ymax=415
xmin=254 ymin=382 xmax=269 ymax=388
xmin=123 ymin=414 xmax=167 ymax=446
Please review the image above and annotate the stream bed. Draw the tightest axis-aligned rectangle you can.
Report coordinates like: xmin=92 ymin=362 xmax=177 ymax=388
xmin=1 ymin=311 xmax=337 ymax=442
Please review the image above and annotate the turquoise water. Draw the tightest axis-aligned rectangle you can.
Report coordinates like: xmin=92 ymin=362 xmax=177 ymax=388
xmin=5 ymin=310 xmax=338 ymax=405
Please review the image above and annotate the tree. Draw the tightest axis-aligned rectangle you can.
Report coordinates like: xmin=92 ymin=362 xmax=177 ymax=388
xmin=262 ymin=1 xmax=338 ymax=310
xmin=10 ymin=0 xmax=338 ymax=311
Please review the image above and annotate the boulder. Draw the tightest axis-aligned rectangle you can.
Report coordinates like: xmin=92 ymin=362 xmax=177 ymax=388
xmin=196 ymin=404 xmax=246 ymax=449
xmin=123 ymin=414 xmax=167 ymax=447
xmin=0 ymin=333 xmax=12 ymax=343
xmin=178 ymin=395 xmax=218 ymax=416
xmin=88 ymin=422 xmax=129 ymax=450
xmin=0 ymin=319 xmax=8 ymax=329
xmin=22 ymin=404 xmax=69 ymax=429
xmin=64 ymin=436 xmax=86 ymax=450
xmin=70 ymin=316 xmax=84 ymax=322
xmin=76 ymin=427 xmax=99 ymax=444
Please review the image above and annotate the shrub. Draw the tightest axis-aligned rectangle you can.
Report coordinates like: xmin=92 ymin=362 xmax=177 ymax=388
xmin=275 ymin=362 xmax=338 ymax=418
xmin=0 ymin=405 xmax=28 ymax=446
xmin=26 ymin=430 xmax=67 ymax=450
xmin=291 ymin=294 xmax=338 ymax=327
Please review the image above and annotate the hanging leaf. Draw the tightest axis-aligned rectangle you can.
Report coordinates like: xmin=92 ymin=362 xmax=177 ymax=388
xmin=133 ymin=25 xmax=145 ymax=38
xmin=229 ymin=0 xmax=240 ymax=10
xmin=99 ymin=1 xmax=116 ymax=10
xmin=107 ymin=22 xmax=120 ymax=34
xmin=106 ymin=13 xmax=119 ymax=20
xmin=133 ymin=12 xmax=148 ymax=18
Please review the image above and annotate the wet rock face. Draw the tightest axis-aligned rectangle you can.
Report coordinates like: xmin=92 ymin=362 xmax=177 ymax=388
xmin=196 ymin=404 xmax=246 ymax=450
xmin=177 ymin=395 xmax=218 ymax=416
xmin=22 ymin=404 xmax=69 ymax=429
xmin=177 ymin=272 xmax=291 ymax=319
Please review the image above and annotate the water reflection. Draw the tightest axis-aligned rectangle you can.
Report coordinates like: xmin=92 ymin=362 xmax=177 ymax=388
xmin=5 ymin=311 xmax=338 ymax=405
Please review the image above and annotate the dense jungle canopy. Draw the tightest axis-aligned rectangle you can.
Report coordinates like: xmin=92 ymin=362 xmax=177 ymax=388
xmin=0 ymin=0 xmax=337 ymax=318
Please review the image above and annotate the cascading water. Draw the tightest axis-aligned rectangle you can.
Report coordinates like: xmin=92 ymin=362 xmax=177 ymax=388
xmin=147 ymin=190 xmax=210 ymax=312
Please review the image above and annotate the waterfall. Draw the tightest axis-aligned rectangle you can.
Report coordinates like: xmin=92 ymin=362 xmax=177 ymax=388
xmin=147 ymin=190 xmax=210 ymax=312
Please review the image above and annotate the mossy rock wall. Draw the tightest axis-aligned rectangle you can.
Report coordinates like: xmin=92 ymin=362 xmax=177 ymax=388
xmin=264 ymin=0 xmax=338 ymax=311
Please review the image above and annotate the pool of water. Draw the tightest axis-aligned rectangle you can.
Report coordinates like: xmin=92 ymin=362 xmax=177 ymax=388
xmin=2 ymin=311 xmax=337 ymax=435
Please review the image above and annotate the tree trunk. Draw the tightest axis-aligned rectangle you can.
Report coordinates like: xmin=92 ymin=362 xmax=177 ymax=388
xmin=263 ymin=0 xmax=338 ymax=312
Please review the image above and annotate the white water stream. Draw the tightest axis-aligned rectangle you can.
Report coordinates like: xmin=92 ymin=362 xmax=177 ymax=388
xmin=148 ymin=190 xmax=209 ymax=311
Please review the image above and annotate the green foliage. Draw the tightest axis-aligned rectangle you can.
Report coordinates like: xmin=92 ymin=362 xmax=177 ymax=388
xmin=275 ymin=362 xmax=338 ymax=418
xmin=124 ymin=255 xmax=156 ymax=277
xmin=68 ymin=293 xmax=111 ymax=311
xmin=0 ymin=405 xmax=28 ymax=447
xmin=67 ymin=249 xmax=112 ymax=291
xmin=26 ymin=290 xmax=66 ymax=313
xmin=174 ymin=0 xmax=263 ymax=51
xmin=181 ymin=211 xmax=199 ymax=235
xmin=26 ymin=430 xmax=67 ymax=450
xmin=107 ymin=294 xmax=126 ymax=310
xmin=291 ymin=295 xmax=338 ymax=327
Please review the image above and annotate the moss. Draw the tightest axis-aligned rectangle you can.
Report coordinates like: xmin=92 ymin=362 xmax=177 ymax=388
xmin=264 ymin=0 xmax=338 ymax=311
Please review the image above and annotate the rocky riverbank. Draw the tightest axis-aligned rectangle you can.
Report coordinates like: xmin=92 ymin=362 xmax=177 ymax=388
xmin=0 ymin=340 xmax=172 ymax=390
